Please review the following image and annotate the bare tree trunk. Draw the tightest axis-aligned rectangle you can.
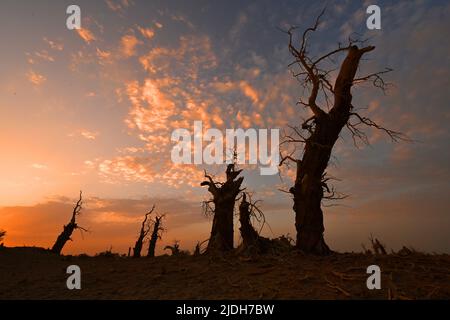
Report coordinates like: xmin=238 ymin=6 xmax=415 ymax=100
xmin=132 ymin=206 xmax=154 ymax=258
xmin=282 ymin=11 xmax=402 ymax=255
xmin=51 ymin=222 xmax=77 ymax=254
xmin=238 ymin=194 xmax=272 ymax=254
xmin=51 ymin=191 xmax=85 ymax=254
xmin=132 ymin=234 xmax=145 ymax=258
xmin=201 ymin=164 xmax=244 ymax=252
xmin=290 ymin=46 xmax=374 ymax=255
xmin=238 ymin=193 xmax=260 ymax=249
xmin=147 ymin=215 xmax=163 ymax=257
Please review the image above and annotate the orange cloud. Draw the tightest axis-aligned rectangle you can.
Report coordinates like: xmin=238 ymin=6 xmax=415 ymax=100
xmin=26 ymin=70 xmax=46 ymax=85
xmin=239 ymin=81 xmax=259 ymax=104
xmin=138 ymin=26 xmax=155 ymax=39
xmin=105 ymin=0 xmax=133 ymax=13
xmin=31 ymin=163 xmax=48 ymax=170
xmin=76 ymin=28 xmax=96 ymax=44
xmin=120 ymin=34 xmax=142 ymax=57
xmin=80 ymin=130 xmax=99 ymax=140
xmin=43 ymin=37 xmax=64 ymax=51
xmin=34 ymin=50 xmax=55 ymax=62
xmin=68 ymin=129 xmax=99 ymax=140
xmin=96 ymin=47 xmax=112 ymax=64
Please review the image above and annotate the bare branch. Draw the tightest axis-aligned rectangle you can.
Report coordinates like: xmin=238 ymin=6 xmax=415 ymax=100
xmin=349 ymin=111 xmax=409 ymax=143
xmin=353 ymin=67 xmax=393 ymax=93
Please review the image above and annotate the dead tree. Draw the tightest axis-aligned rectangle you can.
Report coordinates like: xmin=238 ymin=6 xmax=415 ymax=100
xmin=238 ymin=193 xmax=271 ymax=253
xmin=147 ymin=214 xmax=165 ymax=257
xmin=132 ymin=205 xmax=155 ymax=258
xmin=369 ymin=234 xmax=387 ymax=255
xmin=51 ymin=191 xmax=87 ymax=254
xmin=280 ymin=10 xmax=405 ymax=255
xmin=201 ymin=163 xmax=244 ymax=252
xmin=164 ymin=240 xmax=181 ymax=256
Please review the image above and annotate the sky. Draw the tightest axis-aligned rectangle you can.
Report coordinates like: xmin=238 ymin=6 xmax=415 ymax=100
xmin=0 ymin=0 xmax=449 ymax=255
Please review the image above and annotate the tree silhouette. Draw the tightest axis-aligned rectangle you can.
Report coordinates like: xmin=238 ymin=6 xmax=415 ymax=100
xmin=201 ymin=163 xmax=244 ymax=252
xmin=51 ymin=191 xmax=87 ymax=254
xmin=238 ymin=193 xmax=270 ymax=254
xmin=132 ymin=205 xmax=155 ymax=258
xmin=280 ymin=10 xmax=404 ymax=255
xmin=164 ymin=240 xmax=183 ymax=256
xmin=147 ymin=214 xmax=165 ymax=257
xmin=0 ymin=229 xmax=5 ymax=243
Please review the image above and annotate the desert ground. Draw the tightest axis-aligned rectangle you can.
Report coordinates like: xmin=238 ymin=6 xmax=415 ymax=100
xmin=0 ymin=246 xmax=449 ymax=300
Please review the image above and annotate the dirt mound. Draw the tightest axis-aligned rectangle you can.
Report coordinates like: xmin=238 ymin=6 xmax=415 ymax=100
xmin=0 ymin=246 xmax=449 ymax=299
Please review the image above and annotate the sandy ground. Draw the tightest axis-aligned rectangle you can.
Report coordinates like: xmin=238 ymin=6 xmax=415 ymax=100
xmin=0 ymin=246 xmax=449 ymax=299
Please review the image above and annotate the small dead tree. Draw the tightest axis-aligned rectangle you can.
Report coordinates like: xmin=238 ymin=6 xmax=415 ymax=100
xmin=132 ymin=205 xmax=155 ymax=258
xmin=280 ymin=10 xmax=406 ymax=255
xmin=201 ymin=163 xmax=244 ymax=252
xmin=51 ymin=191 xmax=87 ymax=254
xmin=147 ymin=214 xmax=165 ymax=257
xmin=0 ymin=229 xmax=5 ymax=244
xmin=238 ymin=193 xmax=270 ymax=253
xmin=369 ymin=234 xmax=387 ymax=255
xmin=164 ymin=240 xmax=181 ymax=256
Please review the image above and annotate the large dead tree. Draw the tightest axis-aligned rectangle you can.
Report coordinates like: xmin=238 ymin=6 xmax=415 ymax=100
xmin=147 ymin=214 xmax=165 ymax=257
xmin=201 ymin=163 xmax=244 ymax=252
xmin=132 ymin=205 xmax=155 ymax=258
xmin=51 ymin=191 xmax=87 ymax=254
xmin=280 ymin=10 xmax=404 ymax=255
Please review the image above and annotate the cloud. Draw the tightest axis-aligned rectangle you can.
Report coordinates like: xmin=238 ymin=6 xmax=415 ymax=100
xmin=31 ymin=163 xmax=48 ymax=170
xmin=68 ymin=129 xmax=99 ymax=140
xmin=239 ymin=81 xmax=259 ymax=104
xmin=137 ymin=26 xmax=155 ymax=39
xmin=170 ymin=14 xmax=195 ymax=29
xmin=76 ymin=28 xmax=96 ymax=44
xmin=43 ymin=37 xmax=63 ymax=51
xmin=26 ymin=70 xmax=46 ymax=85
xmin=105 ymin=0 xmax=133 ymax=13
xmin=33 ymin=50 xmax=55 ymax=62
xmin=80 ymin=130 xmax=99 ymax=140
xmin=120 ymin=34 xmax=142 ymax=57
xmin=93 ymin=26 xmax=300 ymax=187
xmin=96 ymin=48 xmax=112 ymax=64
